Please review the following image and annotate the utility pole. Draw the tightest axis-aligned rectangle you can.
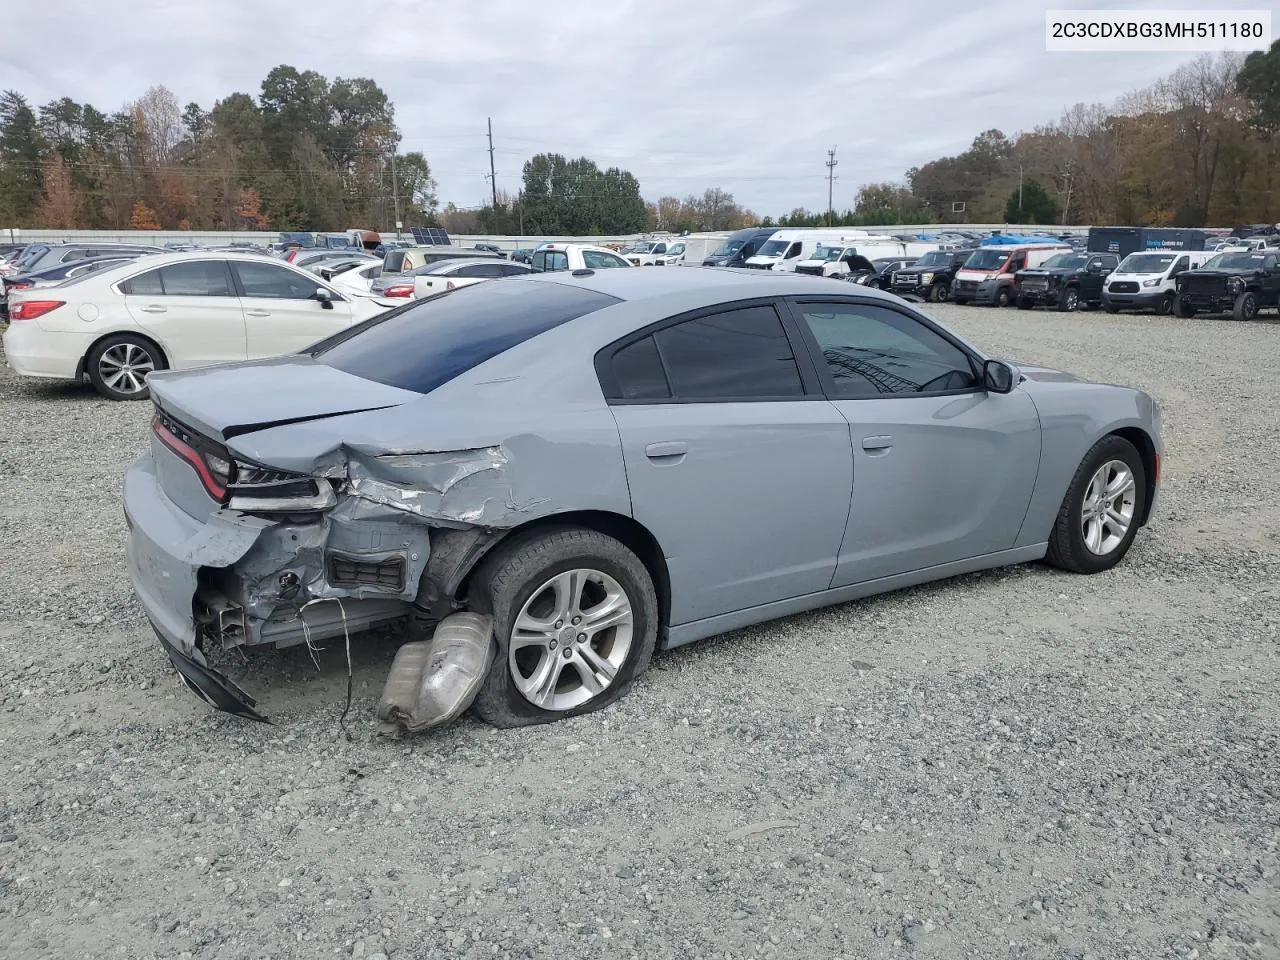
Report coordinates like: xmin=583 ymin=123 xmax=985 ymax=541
xmin=390 ymin=153 xmax=401 ymax=239
xmin=487 ymin=118 xmax=498 ymax=209
xmin=1017 ymin=162 xmax=1024 ymax=218
xmin=825 ymin=146 xmax=838 ymax=226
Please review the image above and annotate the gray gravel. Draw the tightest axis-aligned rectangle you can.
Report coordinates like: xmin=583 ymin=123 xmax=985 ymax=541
xmin=1 ymin=303 xmax=1279 ymax=959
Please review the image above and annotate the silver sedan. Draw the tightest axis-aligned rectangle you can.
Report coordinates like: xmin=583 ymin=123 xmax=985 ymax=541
xmin=123 ymin=268 xmax=1162 ymax=727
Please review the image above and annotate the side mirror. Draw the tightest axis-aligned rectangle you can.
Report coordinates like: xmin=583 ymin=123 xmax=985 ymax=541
xmin=1087 ymin=263 xmax=1102 ymax=274
xmin=314 ymin=286 xmax=334 ymax=309
xmin=983 ymin=359 xmax=1016 ymax=394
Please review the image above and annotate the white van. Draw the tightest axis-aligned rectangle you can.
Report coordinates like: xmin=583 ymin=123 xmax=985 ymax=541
xmin=745 ymin=230 xmax=868 ymax=271
xmin=1101 ymin=249 xmax=1214 ymax=315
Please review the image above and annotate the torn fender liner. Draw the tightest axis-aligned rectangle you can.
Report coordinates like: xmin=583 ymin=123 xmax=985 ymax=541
xmin=377 ymin=613 xmax=493 ymax=735
xmin=154 ymin=628 xmax=268 ymax=723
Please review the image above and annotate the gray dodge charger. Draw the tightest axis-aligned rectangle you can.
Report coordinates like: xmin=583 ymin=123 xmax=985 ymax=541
xmin=123 ymin=268 xmax=1162 ymax=728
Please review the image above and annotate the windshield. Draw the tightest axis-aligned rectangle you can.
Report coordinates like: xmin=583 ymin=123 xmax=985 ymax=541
xmin=964 ymin=250 xmax=1010 ymax=270
xmin=757 ymin=239 xmax=789 ymax=257
xmin=1117 ymin=253 xmax=1177 ymax=274
xmin=621 ymin=242 xmax=650 ymax=254
xmin=1204 ymin=252 xmax=1267 ymax=269
xmin=1040 ymin=253 xmax=1089 ymax=269
xmin=313 ymin=281 xmax=621 ymax=394
xmin=711 ymin=239 xmax=746 ymax=257
xmin=913 ymin=251 xmax=949 ymax=267
xmin=813 ymin=245 xmax=847 ymax=262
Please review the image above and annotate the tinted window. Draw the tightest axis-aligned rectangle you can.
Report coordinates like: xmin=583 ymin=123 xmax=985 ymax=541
xmin=60 ymin=249 xmax=88 ymax=262
xmin=653 ymin=304 xmax=803 ymax=400
xmin=531 ymin=251 xmax=568 ymax=273
xmin=456 ymin=263 xmax=505 ymax=279
xmin=383 ymin=251 xmax=407 ymax=273
xmin=120 ymin=268 xmax=165 ymax=296
xmin=158 ymin=261 xmax=233 ymax=296
xmin=583 ymin=250 xmax=627 ymax=269
xmin=501 ymin=263 xmax=530 ymax=276
xmin=611 ymin=336 xmax=670 ymax=400
xmin=798 ymin=301 xmax=978 ymax=398
xmin=234 ymin=261 xmax=319 ymax=299
xmin=314 ymin=281 xmax=620 ymax=394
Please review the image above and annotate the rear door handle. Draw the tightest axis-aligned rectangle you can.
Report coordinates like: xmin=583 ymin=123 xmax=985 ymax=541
xmin=139 ymin=305 xmax=166 ymax=314
xmin=645 ymin=441 xmax=687 ymax=460
xmin=245 ymin=309 xmax=270 ymax=317
xmin=862 ymin=435 xmax=894 ymax=451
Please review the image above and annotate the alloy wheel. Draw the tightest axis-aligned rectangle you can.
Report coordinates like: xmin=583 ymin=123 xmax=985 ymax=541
xmin=98 ymin=342 xmax=156 ymax=396
xmin=508 ymin=568 xmax=634 ymax=711
xmin=1080 ymin=459 xmax=1137 ymax=556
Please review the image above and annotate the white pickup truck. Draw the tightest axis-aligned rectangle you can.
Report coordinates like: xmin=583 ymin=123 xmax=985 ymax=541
xmin=530 ymin=243 xmax=633 ymax=272
xmin=622 ymin=239 xmax=687 ymax=266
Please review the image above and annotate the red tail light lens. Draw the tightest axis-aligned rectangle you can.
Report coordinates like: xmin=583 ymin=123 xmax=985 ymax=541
xmin=384 ymin=284 xmax=414 ymax=298
xmin=152 ymin=415 xmax=230 ymax=502
xmin=9 ymin=300 xmax=65 ymax=320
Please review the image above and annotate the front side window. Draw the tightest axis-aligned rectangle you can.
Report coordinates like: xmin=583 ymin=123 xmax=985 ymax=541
xmin=158 ymin=261 xmax=233 ymax=296
xmin=797 ymin=301 xmax=978 ymax=398
xmin=651 ymin=304 xmax=804 ymax=400
xmin=234 ymin=261 xmax=321 ymax=299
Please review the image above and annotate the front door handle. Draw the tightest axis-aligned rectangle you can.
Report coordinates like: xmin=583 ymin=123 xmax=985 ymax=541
xmin=138 ymin=305 xmax=166 ymax=314
xmin=245 ymin=309 xmax=270 ymax=317
xmin=862 ymin=435 xmax=894 ymax=451
xmin=645 ymin=441 xmax=687 ymax=461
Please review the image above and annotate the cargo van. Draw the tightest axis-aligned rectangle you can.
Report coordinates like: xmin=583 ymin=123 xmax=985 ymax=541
xmin=952 ymin=243 xmax=1071 ymax=306
xmin=1087 ymin=227 xmax=1210 ymax=257
xmin=1101 ymin=249 xmax=1215 ymax=315
xmin=745 ymin=230 xmax=872 ymax=271
xmin=701 ymin=228 xmax=776 ymax=267
xmin=794 ymin=236 xmax=939 ymax=278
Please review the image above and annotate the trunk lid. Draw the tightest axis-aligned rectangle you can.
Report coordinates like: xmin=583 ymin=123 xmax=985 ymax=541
xmin=148 ymin=356 xmax=421 ymax=443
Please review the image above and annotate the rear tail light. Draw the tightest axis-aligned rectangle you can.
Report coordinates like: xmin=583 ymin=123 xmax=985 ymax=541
xmin=384 ymin=283 xmax=414 ymax=298
xmin=8 ymin=300 xmax=65 ymax=320
xmin=11 ymin=281 xmax=31 ymax=290
xmin=152 ymin=415 xmax=231 ymax=502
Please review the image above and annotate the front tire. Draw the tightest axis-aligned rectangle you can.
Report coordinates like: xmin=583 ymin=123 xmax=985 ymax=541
xmin=928 ymin=282 xmax=947 ymax=303
xmin=1174 ymin=298 xmax=1196 ymax=318
xmin=1233 ymin=291 xmax=1259 ymax=322
xmin=470 ymin=528 xmax=659 ymax=728
xmin=995 ymin=287 xmax=1012 ymax=308
xmin=1045 ymin=435 xmax=1146 ymax=575
xmin=86 ymin=334 xmax=166 ymax=401
xmin=1156 ymin=292 xmax=1175 ymax=316
xmin=1058 ymin=286 xmax=1080 ymax=312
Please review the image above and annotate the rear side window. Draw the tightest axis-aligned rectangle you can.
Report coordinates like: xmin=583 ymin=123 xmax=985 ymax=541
xmin=313 ymin=281 xmax=620 ymax=394
xmin=158 ymin=261 xmax=233 ymax=296
xmin=611 ymin=336 xmax=670 ymax=400
xmin=120 ymin=268 xmax=165 ymax=295
xmin=501 ymin=263 xmax=530 ymax=276
xmin=648 ymin=304 xmax=804 ymax=400
xmin=531 ymin=251 xmax=569 ymax=273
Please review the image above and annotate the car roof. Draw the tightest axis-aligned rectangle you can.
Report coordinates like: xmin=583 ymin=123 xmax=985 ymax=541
xmin=522 ymin=264 xmax=899 ymax=303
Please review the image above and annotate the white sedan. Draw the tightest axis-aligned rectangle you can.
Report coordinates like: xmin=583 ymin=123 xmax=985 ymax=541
xmin=379 ymin=257 xmax=531 ymax=300
xmin=3 ymin=251 xmax=394 ymax=400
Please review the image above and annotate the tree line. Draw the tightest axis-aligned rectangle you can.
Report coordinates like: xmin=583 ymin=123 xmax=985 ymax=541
xmin=0 ymin=44 xmax=1276 ymax=234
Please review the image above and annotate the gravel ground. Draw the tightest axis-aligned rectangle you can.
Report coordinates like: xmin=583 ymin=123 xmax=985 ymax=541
xmin=1 ymin=303 xmax=1278 ymax=960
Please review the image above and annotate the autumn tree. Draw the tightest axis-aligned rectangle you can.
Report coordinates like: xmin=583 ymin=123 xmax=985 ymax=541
xmin=235 ymin=187 xmax=268 ymax=229
xmin=35 ymin=153 xmax=76 ymax=227
xmin=129 ymin=200 xmax=160 ymax=229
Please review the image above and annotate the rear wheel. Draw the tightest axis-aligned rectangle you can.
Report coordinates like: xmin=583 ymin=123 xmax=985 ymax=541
xmin=1058 ymin=286 xmax=1080 ymax=312
xmin=1233 ymin=291 xmax=1259 ymax=322
xmin=86 ymin=334 xmax=166 ymax=401
xmin=1045 ymin=435 xmax=1146 ymax=575
xmin=1174 ymin=298 xmax=1196 ymax=318
xmin=470 ymin=528 xmax=659 ymax=728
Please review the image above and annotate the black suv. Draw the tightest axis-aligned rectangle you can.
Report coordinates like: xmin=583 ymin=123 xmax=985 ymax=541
xmin=889 ymin=249 xmax=976 ymax=302
xmin=1015 ymin=252 xmax=1119 ymax=311
xmin=1175 ymin=250 xmax=1280 ymax=321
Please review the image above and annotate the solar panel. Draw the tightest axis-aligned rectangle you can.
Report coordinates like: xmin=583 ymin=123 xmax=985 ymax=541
xmin=410 ymin=227 xmax=452 ymax=246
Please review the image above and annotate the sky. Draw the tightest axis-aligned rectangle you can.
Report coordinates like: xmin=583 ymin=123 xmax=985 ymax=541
xmin=3 ymin=0 xmax=1274 ymax=217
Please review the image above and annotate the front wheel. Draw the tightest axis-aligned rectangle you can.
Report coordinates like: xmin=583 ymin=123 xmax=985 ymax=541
xmin=1156 ymin=292 xmax=1175 ymax=316
xmin=1174 ymin=297 xmax=1196 ymax=318
xmin=86 ymin=334 xmax=167 ymax=401
xmin=928 ymin=282 xmax=947 ymax=303
xmin=1058 ymin=287 xmax=1080 ymax=312
xmin=1233 ymin=291 xmax=1259 ymax=322
xmin=995 ymin=287 xmax=1012 ymax=308
xmin=470 ymin=528 xmax=659 ymax=728
xmin=1045 ymin=436 xmax=1146 ymax=575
